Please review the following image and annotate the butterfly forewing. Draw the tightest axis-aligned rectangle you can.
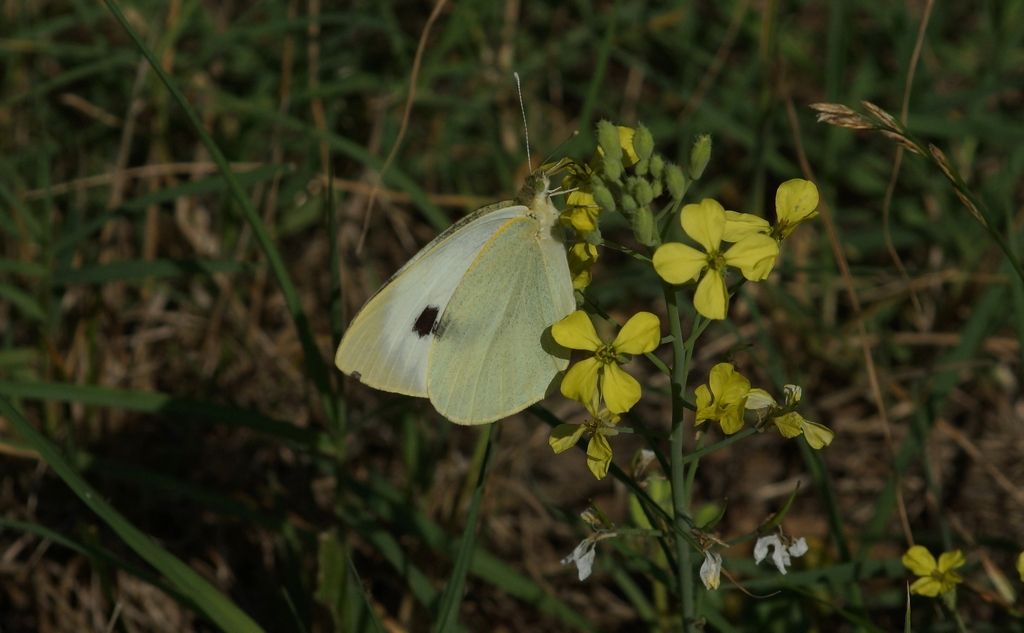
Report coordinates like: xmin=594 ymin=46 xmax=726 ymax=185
xmin=335 ymin=202 xmax=525 ymax=396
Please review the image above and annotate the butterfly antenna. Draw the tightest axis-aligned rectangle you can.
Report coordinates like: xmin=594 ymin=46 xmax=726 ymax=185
xmin=514 ymin=72 xmax=532 ymax=170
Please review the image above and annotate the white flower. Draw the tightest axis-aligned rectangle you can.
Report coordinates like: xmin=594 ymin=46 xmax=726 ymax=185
xmin=561 ymin=538 xmax=598 ymax=581
xmin=699 ymin=551 xmax=723 ymax=590
xmin=754 ymin=535 xmax=808 ymax=575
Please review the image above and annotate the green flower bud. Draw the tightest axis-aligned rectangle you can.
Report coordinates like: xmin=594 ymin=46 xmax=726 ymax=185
xmin=633 ymin=124 xmax=655 ymax=162
xmin=592 ymin=184 xmax=616 ymax=213
xmin=621 ymin=194 xmax=638 ymax=214
xmin=631 ymin=178 xmax=654 ymax=206
xmin=598 ymin=121 xmax=623 ymax=181
xmin=632 ymin=205 xmax=657 ymax=246
xmin=651 ymin=179 xmax=663 ymax=198
xmin=649 ymin=154 xmax=665 ymax=179
xmin=634 ymin=157 xmax=649 ymax=177
xmin=688 ymin=134 xmax=712 ymax=180
xmin=665 ymin=163 xmax=689 ymax=200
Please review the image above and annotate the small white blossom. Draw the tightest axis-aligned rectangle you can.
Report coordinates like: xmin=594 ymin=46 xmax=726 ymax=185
xmin=783 ymin=384 xmax=802 ymax=406
xmin=699 ymin=551 xmax=723 ymax=590
xmin=632 ymin=448 xmax=657 ymax=478
xmin=754 ymin=535 xmax=808 ymax=575
xmin=561 ymin=538 xmax=598 ymax=581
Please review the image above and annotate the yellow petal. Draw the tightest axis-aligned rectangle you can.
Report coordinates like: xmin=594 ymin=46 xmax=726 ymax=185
xmin=564 ymin=191 xmax=600 ymax=232
xmin=601 ymin=363 xmax=642 ymax=413
xmin=568 ymin=243 xmax=598 ymax=290
xmin=937 ymin=550 xmax=966 ymax=573
xmin=719 ymin=406 xmax=745 ymax=434
xmin=560 ymin=357 xmax=601 ymax=405
xmin=549 ymin=424 xmax=587 ymax=454
xmin=570 ymin=241 xmax=599 ymax=266
xmin=571 ymin=269 xmax=591 ymax=290
xmin=722 ymin=211 xmax=771 ymax=242
xmin=909 ymin=576 xmax=943 ymax=597
xmin=801 ymin=420 xmax=835 ymax=449
xmin=552 ymin=310 xmax=602 ymax=351
xmin=694 ymin=384 xmax=713 ymax=425
xmin=707 ymin=364 xmax=735 ymax=398
xmin=586 ymin=432 xmax=613 ymax=479
xmin=618 ymin=126 xmax=640 ymax=166
xmin=772 ymin=412 xmax=804 ymax=438
xmin=680 ymin=199 xmax=725 ymax=253
xmin=903 ymin=545 xmax=938 ymax=576
xmin=653 ymin=242 xmax=707 ymax=284
xmin=745 ymin=388 xmax=776 ymax=411
xmin=1017 ymin=551 xmax=1024 ymax=582
xmin=723 ymin=234 xmax=779 ymax=281
xmin=717 ymin=368 xmax=751 ymax=405
xmin=776 ymin=179 xmax=819 ymax=227
xmin=694 ymin=270 xmax=728 ymax=320
xmin=612 ymin=311 xmax=661 ymax=355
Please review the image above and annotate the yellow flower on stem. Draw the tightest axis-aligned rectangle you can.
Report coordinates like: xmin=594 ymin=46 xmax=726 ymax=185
xmin=549 ymin=398 xmax=621 ymax=480
xmin=562 ymin=190 xmax=601 ymax=233
xmin=552 ymin=310 xmax=661 ymax=414
xmin=745 ymin=385 xmax=834 ymax=449
xmin=694 ymin=363 xmax=751 ymax=435
xmin=722 ymin=179 xmax=820 ymax=242
xmin=772 ymin=178 xmax=819 ymax=239
xmin=568 ymin=242 xmax=599 ymax=290
xmin=653 ymin=198 xmax=779 ymax=320
xmin=902 ymin=545 xmax=966 ymax=597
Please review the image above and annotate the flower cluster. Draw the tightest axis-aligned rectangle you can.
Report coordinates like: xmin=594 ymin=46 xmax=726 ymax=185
xmin=549 ymin=310 xmax=661 ymax=479
xmin=693 ymin=362 xmax=834 ymax=447
xmin=546 ymin=124 xmax=826 ymax=483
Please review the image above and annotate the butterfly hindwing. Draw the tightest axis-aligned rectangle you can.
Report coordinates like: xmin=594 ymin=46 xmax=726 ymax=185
xmin=427 ymin=215 xmax=575 ymax=424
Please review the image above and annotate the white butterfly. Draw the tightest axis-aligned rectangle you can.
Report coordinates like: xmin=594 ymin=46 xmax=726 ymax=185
xmin=335 ymin=170 xmax=576 ymax=424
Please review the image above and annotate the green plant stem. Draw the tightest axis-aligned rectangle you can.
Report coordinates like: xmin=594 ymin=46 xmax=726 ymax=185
xmin=664 ymin=283 xmax=694 ymax=630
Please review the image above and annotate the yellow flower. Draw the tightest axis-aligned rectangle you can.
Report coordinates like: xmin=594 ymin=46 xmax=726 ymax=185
xmin=653 ymin=198 xmax=779 ymax=320
xmin=562 ymin=190 xmax=601 ymax=233
xmin=549 ymin=398 xmax=621 ymax=480
xmin=902 ymin=546 xmax=966 ymax=597
xmin=695 ymin=363 xmax=750 ymax=435
xmin=552 ymin=310 xmax=661 ymax=414
xmin=721 ymin=179 xmax=820 ymax=243
xmin=568 ymin=242 xmax=599 ymax=290
xmin=745 ymin=385 xmax=834 ymax=449
xmin=773 ymin=178 xmax=819 ymax=239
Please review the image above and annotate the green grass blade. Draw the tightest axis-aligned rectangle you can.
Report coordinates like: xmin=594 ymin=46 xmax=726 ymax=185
xmin=0 ymin=380 xmax=333 ymax=454
xmin=0 ymin=394 xmax=264 ymax=632
xmin=0 ymin=283 xmax=45 ymax=322
xmin=433 ymin=425 xmax=495 ymax=633
xmin=101 ymin=0 xmax=338 ymax=430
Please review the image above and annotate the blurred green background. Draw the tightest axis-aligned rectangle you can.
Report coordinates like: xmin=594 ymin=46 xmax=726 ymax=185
xmin=2 ymin=0 xmax=1023 ymax=631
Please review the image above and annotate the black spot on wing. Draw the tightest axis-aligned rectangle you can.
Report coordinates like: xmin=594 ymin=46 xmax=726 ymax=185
xmin=413 ymin=306 xmax=440 ymax=338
